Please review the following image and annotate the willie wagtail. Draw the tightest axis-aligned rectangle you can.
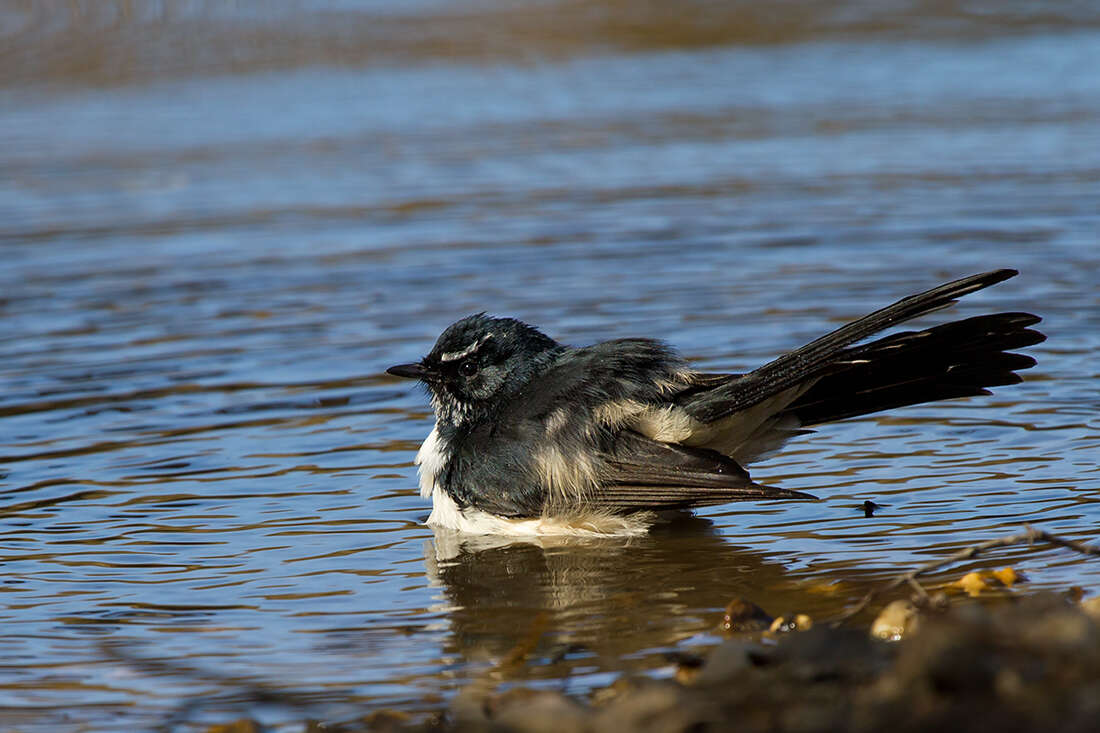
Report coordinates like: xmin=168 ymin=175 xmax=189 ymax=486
xmin=387 ymin=269 xmax=1044 ymax=535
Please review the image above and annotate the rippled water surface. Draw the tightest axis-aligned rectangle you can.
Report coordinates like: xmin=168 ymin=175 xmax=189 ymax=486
xmin=2 ymin=2 xmax=1100 ymax=730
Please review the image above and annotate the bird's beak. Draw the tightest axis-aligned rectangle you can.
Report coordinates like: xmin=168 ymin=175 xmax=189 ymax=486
xmin=386 ymin=362 xmax=433 ymax=380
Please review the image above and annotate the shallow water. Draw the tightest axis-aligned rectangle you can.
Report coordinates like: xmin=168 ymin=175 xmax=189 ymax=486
xmin=2 ymin=1 xmax=1100 ymax=730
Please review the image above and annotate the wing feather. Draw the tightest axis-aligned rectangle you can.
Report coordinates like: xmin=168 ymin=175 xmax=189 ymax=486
xmin=591 ymin=430 xmax=815 ymax=513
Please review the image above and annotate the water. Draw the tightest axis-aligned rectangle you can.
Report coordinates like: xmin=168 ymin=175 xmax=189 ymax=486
xmin=2 ymin=1 xmax=1099 ymax=729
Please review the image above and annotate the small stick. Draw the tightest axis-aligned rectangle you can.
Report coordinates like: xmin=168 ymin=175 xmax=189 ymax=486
xmin=905 ymin=575 xmax=929 ymax=601
xmin=830 ymin=525 xmax=1100 ymax=626
xmin=496 ymin=611 xmax=550 ymax=673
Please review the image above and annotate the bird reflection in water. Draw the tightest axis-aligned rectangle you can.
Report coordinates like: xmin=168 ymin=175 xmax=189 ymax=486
xmin=421 ymin=515 xmax=848 ymax=681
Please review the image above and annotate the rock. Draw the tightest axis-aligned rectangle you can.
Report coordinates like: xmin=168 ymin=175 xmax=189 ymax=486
xmin=770 ymin=626 xmax=890 ymax=683
xmin=991 ymin=567 xmax=1025 ymax=587
xmin=721 ymin=597 xmax=773 ymax=633
xmin=591 ymin=678 xmax=716 ymax=733
xmin=953 ymin=571 xmax=991 ymax=597
xmin=691 ymin=639 xmax=763 ymax=686
xmin=871 ymin=600 xmax=920 ymax=641
xmin=488 ymin=688 xmax=589 ymax=733
xmin=768 ymin=613 xmax=813 ymax=634
xmin=1080 ymin=595 xmax=1100 ymax=622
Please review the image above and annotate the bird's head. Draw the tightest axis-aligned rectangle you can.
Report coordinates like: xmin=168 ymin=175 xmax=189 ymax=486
xmin=387 ymin=313 xmax=560 ymax=426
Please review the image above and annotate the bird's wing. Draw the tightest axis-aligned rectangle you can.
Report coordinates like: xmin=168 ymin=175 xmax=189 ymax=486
xmin=588 ymin=429 xmax=815 ymax=513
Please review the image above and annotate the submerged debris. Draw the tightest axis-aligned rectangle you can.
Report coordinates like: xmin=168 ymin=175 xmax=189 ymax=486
xmin=950 ymin=567 xmax=1027 ymax=597
xmin=860 ymin=500 xmax=883 ymax=517
xmin=953 ymin=570 xmax=992 ymax=597
xmin=992 ymin=566 xmax=1025 ymax=588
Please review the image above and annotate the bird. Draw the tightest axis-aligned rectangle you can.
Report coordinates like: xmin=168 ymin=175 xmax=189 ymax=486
xmin=386 ymin=269 xmax=1044 ymax=536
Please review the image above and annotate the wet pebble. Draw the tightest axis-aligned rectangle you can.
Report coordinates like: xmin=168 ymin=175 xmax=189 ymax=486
xmin=487 ymin=688 xmax=589 ymax=733
xmin=1081 ymin=595 xmax=1100 ymax=621
xmin=721 ymin=597 xmax=774 ymax=633
xmin=768 ymin=613 xmax=813 ymax=634
xmin=871 ymin=600 xmax=920 ymax=641
xmin=690 ymin=639 xmax=766 ymax=686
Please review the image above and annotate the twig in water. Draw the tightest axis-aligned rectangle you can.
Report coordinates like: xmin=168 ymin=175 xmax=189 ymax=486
xmin=495 ymin=611 xmax=550 ymax=674
xmin=830 ymin=525 xmax=1100 ymax=627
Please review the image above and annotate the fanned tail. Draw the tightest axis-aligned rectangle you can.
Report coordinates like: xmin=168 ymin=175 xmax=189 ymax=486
xmin=786 ymin=312 xmax=1045 ymax=426
xmin=682 ymin=269 xmax=1029 ymax=423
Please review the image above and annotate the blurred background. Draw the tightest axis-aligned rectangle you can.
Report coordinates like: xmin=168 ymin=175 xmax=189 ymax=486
xmin=1 ymin=1 xmax=1099 ymax=730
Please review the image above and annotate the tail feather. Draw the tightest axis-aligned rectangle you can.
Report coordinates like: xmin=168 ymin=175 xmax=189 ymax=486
xmin=785 ymin=312 xmax=1045 ymax=426
xmin=681 ymin=269 xmax=1025 ymax=423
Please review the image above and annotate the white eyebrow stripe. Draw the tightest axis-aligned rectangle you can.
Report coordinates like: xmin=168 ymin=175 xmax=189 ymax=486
xmin=440 ymin=334 xmax=493 ymax=362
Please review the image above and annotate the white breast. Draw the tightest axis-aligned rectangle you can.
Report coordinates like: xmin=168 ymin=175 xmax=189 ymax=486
xmin=425 ymin=485 xmax=653 ymax=536
xmin=414 ymin=422 xmax=653 ymax=536
xmin=415 ymin=424 xmax=448 ymax=499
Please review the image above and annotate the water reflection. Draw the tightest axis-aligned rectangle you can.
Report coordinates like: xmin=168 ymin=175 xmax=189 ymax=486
xmin=425 ymin=517 xmax=846 ymax=673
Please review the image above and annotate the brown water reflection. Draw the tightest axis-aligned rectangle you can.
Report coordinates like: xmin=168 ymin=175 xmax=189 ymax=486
xmin=6 ymin=0 xmax=1100 ymax=86
xmin=2 ymin=0 xmax=1100 ymax=729
xmin=426 ymin=520 xmax=816 ymax=669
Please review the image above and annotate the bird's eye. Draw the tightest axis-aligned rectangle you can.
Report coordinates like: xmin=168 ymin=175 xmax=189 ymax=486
xmin=459 ymin=360 xmax=478 ymax=377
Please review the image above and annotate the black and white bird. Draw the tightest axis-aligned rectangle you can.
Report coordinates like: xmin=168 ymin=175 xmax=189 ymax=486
xmin=387 ymin=269 xmax=1044 ymax=536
